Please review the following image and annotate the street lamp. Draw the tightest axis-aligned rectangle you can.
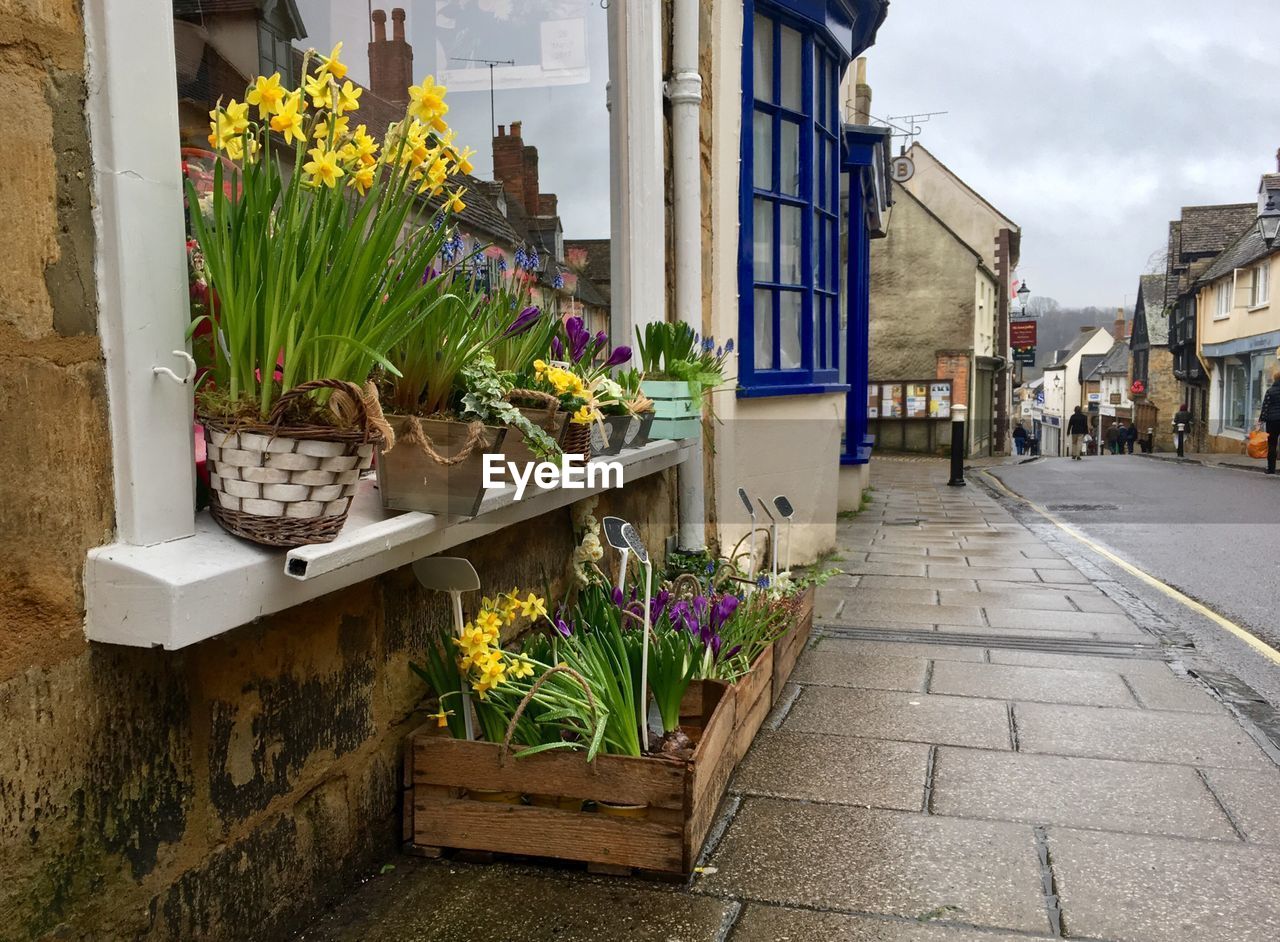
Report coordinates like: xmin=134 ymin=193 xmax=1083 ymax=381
xmin=1261 ymin=196 xmax=1280 ymax=245
xmin=1017 ymin=281 xmax=1031 ymax=313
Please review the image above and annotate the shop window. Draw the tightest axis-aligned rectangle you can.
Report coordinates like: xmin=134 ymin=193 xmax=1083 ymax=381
xmin=1224 ymin=362 xmax=1248 ymax=430
xmin=739 ymin=2 xmax=846 ymax=395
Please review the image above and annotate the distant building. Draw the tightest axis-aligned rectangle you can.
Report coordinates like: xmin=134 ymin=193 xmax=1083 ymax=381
xmin=868 ymin=177 xmax=1002 ymax=456
xmin=1038 ymin=327 xmax=1115 ymax=457
xmin=1193 ymin=171 xmax=1280 ymax=453
xmin=1165 ymin=202 xmax=1257 ymax=451
xmin=1129 ymin=273 xmax=1179 ymax=450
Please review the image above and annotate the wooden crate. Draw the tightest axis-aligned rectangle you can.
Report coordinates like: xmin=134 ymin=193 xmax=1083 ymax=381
xmin=730 ymin=647 xmax=774 ymax=764
xmin=405 ymin=680 xmax=737 ymax=875
xmin=771 ymin=585 xmax=815 ymax=702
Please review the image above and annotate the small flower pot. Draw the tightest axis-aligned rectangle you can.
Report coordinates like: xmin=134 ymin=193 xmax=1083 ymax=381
xmin=595 ymin=801 xmax=649 ymax=819
xmin=529 ymin=794 xmax=586 ymax=812
xmin=560 ymin=416 xmax=593 ymax=460
xmin=595 ymin=414 xmax=633 ymax=457
xmin=377 ymin=415 xmax=507 ymax=519
xmin=501 ymin=405 xmax=568 ymax=467
xmin=640 ymin=379 xmax=701 ymax=440
xmin=625 ymin=412 xmax=656 ymax=449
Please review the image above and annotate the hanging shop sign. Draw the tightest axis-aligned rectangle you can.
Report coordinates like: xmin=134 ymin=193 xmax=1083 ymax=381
xmin=1012 ymin=347 xmax=1036 ymax=366
xmin=1010 ymin=321 xmax=1038 ymax=347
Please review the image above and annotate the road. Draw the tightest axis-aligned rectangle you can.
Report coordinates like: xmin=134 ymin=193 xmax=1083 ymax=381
xmin=988 ymin=455 xmax=1280 ymax=698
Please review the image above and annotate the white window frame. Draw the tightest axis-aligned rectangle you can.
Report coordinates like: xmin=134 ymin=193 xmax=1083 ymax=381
xmin=1250 ymin=261 xmax=1270 ymax=309
xmin=1214 ymin=277 xmax=1234 ymax=320
xmin=81 ymin=0 xmax=668 ymax=645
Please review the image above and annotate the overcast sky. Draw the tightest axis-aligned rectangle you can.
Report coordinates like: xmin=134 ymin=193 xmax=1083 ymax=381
xmin=866 ymin=0 xmax=1278 ymax=307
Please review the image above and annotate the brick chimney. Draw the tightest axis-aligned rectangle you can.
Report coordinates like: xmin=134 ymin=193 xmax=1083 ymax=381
xmin=1113 ymin=308 xmax=1127 ymax=343
xmin=369 ymin=7 xmax=413 ymax=105
xmin=493 ymin=120 xmax=549 ymax=215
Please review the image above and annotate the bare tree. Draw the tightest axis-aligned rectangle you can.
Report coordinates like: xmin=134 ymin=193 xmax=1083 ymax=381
xmin=1143 ymin=245 xmax=1168 ymax=275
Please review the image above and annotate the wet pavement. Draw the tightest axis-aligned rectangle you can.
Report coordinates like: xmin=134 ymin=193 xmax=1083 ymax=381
xmin=297 ymin=458 xmax=1280 ymax=942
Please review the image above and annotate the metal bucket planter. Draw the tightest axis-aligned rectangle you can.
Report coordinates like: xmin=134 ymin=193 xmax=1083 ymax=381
xmin=640 ymin=380 xmax=701 ymax=440
xmin=377 ymin=415 xmax=507 ymax=519
xmin=624 ymin=411 xmax=655 ymax=450
xmin=594 ymin=414 xmax=632 ymax=457
xmin=202 ymin=380 xmax=378 ymax=548
xmin=502 ymin=390 xmax=568 ymax=467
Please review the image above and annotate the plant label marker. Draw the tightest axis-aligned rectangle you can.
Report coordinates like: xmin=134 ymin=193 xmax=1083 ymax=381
xmin=412 ymin=556 xmax=481 ymax=741
xmin=602 ymin=515 xmax=631 ymax=591
xmin=773 ymin=495 xmax=795 ymax=572
xmin=621 ymin=523 xmax=652 ymax=751
xmin=756 ymin=498 xmax=778 ymax=583
xmin=738 ymin=487 xmax=757 ymax=587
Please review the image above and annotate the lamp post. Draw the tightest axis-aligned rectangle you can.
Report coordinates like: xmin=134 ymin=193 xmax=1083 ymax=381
xmin=1014 ymin=280 xmax=1032 ymax=390
xmin=947 ymin=405 xmax=969 ymax=486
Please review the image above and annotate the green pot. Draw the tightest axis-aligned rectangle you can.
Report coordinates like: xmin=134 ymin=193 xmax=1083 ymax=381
xmin=640 ymin=380 xmax=701 ymax=440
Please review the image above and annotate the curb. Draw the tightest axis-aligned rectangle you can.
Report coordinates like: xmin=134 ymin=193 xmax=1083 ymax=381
xmin=1136 ymin=452 xmax=1268 ymax=474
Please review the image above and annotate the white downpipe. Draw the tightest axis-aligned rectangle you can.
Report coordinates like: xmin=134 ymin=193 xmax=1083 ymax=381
xmin=671 ymin=0 xmax=706 ymax=551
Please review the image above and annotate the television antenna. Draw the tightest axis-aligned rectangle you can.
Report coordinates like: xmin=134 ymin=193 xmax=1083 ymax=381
xmin=450 ymin=56 xmax=516 ymax=139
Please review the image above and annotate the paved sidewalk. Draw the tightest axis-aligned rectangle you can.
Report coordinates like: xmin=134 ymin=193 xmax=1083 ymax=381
xmin=299 ymin=458 xmax=1280 ymax=942
xmin=1138 ymin=450 xmax=1271 ymax=474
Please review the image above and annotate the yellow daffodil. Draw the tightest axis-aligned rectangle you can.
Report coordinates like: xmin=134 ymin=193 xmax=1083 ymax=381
xmin=334 ymin=80 xmax=362 ymax=115
xmin=445 ymin=185 xmax=466 ymax=213
xmin=247 ymin=72 xmax=285 ymax=118
xmin=316 ymin=42 xmax=348 ymax=80
xmin=348 ymin=125 xmax=378 ymax=165
xmin=509 ymin=659 xmax=534 ymax=680
xmin=223 ymin=99 xmax=250 ymax=134
xmin=428 ymin=707 xmax=454 ymax=728
xmin=519 ymin=593 xmax=547 ymax=620
xmin=313 ymin=113 xmax=350 ymax=142
xmin=347 ymin=164 xmax=374 ymax=196
xmin=303 ymin=147 xmax=344 ymax=188
xmin=408 ymin=75 xmax=449 ymax=129
xmin=475 ymin=609 xmax=503 ymax=639
xmin=304 ymin=71 xmax=334 ymax=109
xmin=533 ymin=359 xmax=548 ymax=379
xmin=571 ymin=405 xmax=596 ymax=425
xmin=451 ymin=145 xmax=476 ymax=175
xmin=270 ymin=91 xmax=307 ymax=145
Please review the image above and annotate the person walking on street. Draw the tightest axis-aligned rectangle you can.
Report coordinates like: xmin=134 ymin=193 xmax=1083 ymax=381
xmin=1067 ymin=406 xmax=1089 ymax=460
xmin=1125 ymin=422 xmax=1138 ymax=454
xmin=1013 ymin=423 xmax=1028 ymax=455
xmin=1105 ymin=422 xmax=1121 ymax=455
xmin=1258 ymin=368 xmax=1280 ymax=474
xmin=1173 ymin=403 xmax=1193 ymax=458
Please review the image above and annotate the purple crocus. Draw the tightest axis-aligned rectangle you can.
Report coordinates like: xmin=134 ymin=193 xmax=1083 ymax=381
xmin=565 ymin=316 xmax=591 ymax=362
xmin=554 ymin=617 xmax=572 ymax=638
xmin=710 ymin=594 xmax=739 ymax=632
xmin=503 ymin=305 xmax=542 ymax=338
xmin=604 ymin=345 xmax=632 ymax=368
xmin=551 ymin=335 xmax=565 ymax=359
xmin=611 ymin=586 xmax=626 ymax=608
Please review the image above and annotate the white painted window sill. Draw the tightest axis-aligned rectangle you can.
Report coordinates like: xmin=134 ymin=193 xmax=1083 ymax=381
xmin=84 ymin=440 xmax=691 ymax=649
xmin=1248 ymin=302 xmax=1270 ymax=313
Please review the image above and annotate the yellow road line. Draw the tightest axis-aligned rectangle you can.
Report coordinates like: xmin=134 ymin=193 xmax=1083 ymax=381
xmin=979 ymin=469 xmax=1280 ymax=667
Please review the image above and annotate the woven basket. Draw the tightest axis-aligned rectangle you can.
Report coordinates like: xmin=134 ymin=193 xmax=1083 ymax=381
xmin=560 ymin=419 xmax=592 ymax=460
xmin=502 ymin=389 xmax=568 ymax=465
xmin=202 ymin=380 xmax=379 ymax=548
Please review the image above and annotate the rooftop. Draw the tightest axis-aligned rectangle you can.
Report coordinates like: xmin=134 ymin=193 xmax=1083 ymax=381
xmin=1138 ymin=273 xmax=1169 ymax=345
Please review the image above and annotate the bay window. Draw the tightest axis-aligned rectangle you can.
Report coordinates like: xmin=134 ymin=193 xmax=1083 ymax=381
xmin=739 ymin=1 xmax=848 ymax=394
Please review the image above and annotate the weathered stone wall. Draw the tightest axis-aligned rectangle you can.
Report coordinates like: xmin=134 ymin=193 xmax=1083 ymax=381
xmin=0 ymin=4 xmax=679 ymax=940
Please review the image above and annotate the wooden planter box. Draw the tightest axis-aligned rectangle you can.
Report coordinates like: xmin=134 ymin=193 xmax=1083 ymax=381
xmin=403 ymin=680 xmax=737 ymax=875
xmin=771 ymin=585 xmax=815 ymax=703
xmin=730 ymin=648 xmax=774 ymax=764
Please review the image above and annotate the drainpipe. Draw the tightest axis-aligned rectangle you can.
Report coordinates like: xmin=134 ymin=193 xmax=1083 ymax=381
xmin=669 ymin=0 xmax=705 ymax=551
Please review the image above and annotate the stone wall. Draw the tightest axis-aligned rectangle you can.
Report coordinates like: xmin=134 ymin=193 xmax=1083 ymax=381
xmin=0 ymin=4 xmax=679 ymax=939
xmin=1142 ymin=348 xmax=1182 ymax=452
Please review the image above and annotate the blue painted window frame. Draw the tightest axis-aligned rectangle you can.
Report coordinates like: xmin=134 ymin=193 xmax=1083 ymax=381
xmin=739 ymin=0 xmax=851 ymax=397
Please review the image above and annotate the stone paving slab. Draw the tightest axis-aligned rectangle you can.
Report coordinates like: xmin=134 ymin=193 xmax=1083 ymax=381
xmin=827 ymin=587 xmax=941 ymax=606
xmin=984 ymin=608 xmax=1142 ymax=634
xmin=811 ymin=637 xmax=987 ymax=663
xmin=928 ymin=661 xmax=1137 ymax=707
xmin=733 ymin=730 xmax=928 ymax=810
xmin=1047 ymin=827 xmax=1280 ymax=941
xmin=701 ymin=800 xmax=1049 ymax=935
xmin=1124 ymin=670 xmax=1226 ymax=714
xmin=792 ymin=647 xmax=930 ymax=691
xmin=842 ymin=561 xmax=931 ymax=578
xmin=1014 ymin=702 xmax=1273 ymax=769
xmin=728 ymin=905 xmax=1047 ymax=942
xmin=933 ymin=624 xmax=1106 ymax=642
xmin=822 ymin=599 xmax=986 ymax=628
xmin=985 ymin=650 xmax=1170 ymax=674
xmin=974 ymin=579 xmax=1106 ymax=596
xmin=937 ymin=590 xmax=1077 ymax=612
xmin=1061 ymin=592 xmax=1126 ymax=613
xmin=931 ymin=748 xmax=1238 ymax=840
xmin=1199 ymin=769 xmax=1280 ymax=844
xmin=786 ymin=686 xmax=1012 ymax=750
xmin=859 ymin=575 xmax=981 ymax=592
xmin=298 ymin=861 xmax=733 ymax=942
xmin=926 ymin=565 xmax=1044 ymax=582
